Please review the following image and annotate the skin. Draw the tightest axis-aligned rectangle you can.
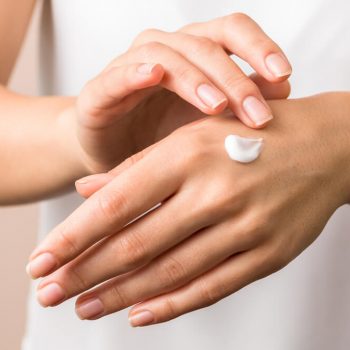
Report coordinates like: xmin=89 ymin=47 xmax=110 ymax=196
xmin=2 ymin=0 xmax=348 ymax=330
xmin=27 ymin=92 xmax=350 ymax=326
xmin=0 ymin=9 xmax=291 ymax=204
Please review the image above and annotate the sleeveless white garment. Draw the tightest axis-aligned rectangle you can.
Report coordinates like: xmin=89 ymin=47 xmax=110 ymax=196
xmin=22 ymin=1 xmax=350 ymax=349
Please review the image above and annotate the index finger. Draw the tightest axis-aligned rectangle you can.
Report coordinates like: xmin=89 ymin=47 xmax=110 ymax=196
xmin=179 ymin=12 xmax=292 ymax=82
xmin=26 ymin=146 xmax=182 ymax=279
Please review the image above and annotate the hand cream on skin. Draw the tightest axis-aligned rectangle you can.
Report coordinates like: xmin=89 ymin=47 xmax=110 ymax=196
xmin=224 ymin=134 xmax=264 ymax=163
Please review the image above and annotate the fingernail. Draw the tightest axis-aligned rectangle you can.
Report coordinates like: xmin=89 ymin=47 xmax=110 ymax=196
xmin=137 ymin=63 xmax=158 ymax=75
xmin=129 ymin=309 xmax=155 ymax=327
xmin=26 ymin=252 xmax=57 ymax=279
xmin=76 ymin=298 xmax=104 ymax=320
xmin=37 ymin=282 xmax=65 ymax=307
xmin=75 ymin=174 xmax=99 ymax=185
xmin=243 ymin=96 xmax=273 ymax=126
xmin=197 ymin=84 xmax=227 ymax=110
xmin=265 ymin=53 xmax=292 ymax=78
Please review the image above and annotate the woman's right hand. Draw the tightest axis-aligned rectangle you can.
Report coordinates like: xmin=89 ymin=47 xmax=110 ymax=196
xmin=68 ymin=13 xmax=291 ymax=174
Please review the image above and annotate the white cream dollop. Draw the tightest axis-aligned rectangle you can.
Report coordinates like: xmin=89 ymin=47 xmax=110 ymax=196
xmin=224 ymin=134 xmax=264 ymax=163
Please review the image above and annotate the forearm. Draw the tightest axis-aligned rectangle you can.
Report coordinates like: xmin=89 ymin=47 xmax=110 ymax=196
xmin=0 ymin=86 xmax=87 ymax=204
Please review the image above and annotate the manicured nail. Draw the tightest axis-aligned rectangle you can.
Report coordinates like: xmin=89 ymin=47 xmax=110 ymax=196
xmin=129 ymin=309 xmax=155 ymax=327
xmin=265 ymin=53 xmax=292 ymax=77
xmin=75 ymin=174 xmax=99 ymax=185
xmin=76 ymin=297 xmax=104 ymax=320
xmin=243 ymin=96 xmax=273 ymax=126
xmin=26 ymin=252 xmax=57 ymax=279
xmin=197 ymin=84 xmax=227 ymax=110
xmin=37 ymin=282 xmax=65 ymax=307
xmin=137 ymin=63 xmax=158 ymax=75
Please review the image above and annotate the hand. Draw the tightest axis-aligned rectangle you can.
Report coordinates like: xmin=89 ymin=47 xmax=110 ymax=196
xmin=68 ymin=12 xmax=291 ymax=174
xmin=26 ymin=92 xmax=350 ymax=326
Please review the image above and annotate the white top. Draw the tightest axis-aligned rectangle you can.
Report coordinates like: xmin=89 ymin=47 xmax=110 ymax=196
xmin=23 ymin=1 xmax=350 ymax=349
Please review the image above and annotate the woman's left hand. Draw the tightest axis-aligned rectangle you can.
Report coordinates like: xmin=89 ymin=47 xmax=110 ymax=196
xmin=27 ymin=92 xmax=350 ymax=326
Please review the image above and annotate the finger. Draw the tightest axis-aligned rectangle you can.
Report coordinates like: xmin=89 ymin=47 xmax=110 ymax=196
xmin=249 ymin=73 xmax=291 ymax=100
xmin=75 ymin=142 xmax=160 ymax=199
xmin=109 ymin=42 xmax=229 ymax=116
xmin=131 ymin=30 xmax=273 ymax=128
xmin=77 ymin=62 xmax=165 ymax=129
xmin=75 ymin=173 xmax=115 ymax=199
xmin=27 ymin=143 xmax=182 ymax=279
xmin=37 ymin=188 xmax=221 ymax=307
xmin=75 ymin=71 xmax=291 ymax=200
xmin=180 ymin=13 xmax=292 ymax=82
xmin=128 ymin=246 xmax=269 ymax=326
xmin=71 ymin=217 xmax=261 ymax=319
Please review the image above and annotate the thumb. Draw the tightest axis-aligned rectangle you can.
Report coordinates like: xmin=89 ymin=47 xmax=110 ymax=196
xmin=75 ymin=143 xmax=158 ymax=198
xmin=75 ymin=173 xmax=115 ymax=199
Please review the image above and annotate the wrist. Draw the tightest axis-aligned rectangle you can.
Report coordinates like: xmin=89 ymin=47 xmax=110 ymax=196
xmin=316 ymin=92 xmax=350 ymax=205
xmin=55 ymin=99 xmax=92 ymax=179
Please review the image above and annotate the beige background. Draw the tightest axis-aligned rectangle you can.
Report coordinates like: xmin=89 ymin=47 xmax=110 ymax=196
xmin=0 ymin=4 xmax=41 ymax=350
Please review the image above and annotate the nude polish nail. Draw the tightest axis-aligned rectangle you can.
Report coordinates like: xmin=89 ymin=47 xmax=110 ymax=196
xmin=75 ymin=174 xmax=99 ymax=185
xmin=265 ymin=53 xmax=292 ymax=78
xmin=137 ymin=63 xmax=158 ymax=75
xmin=37 ymin=283 xmax=65 ymax=307
xmin=76 ymin=298 xmax=104 ymax=320
xmin=129 ymin=309 xmax=155 ymax=327
xmin=26 ymin=252 xmax=57 ymax=279
xmin=197 ymin=84 xmax=227 ymax=110
xmin=243 ymin=96 xmax=273 ymax=126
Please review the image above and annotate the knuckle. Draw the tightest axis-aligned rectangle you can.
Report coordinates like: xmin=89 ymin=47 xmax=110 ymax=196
xmin=118 ymin=232 xmax=149 ymax=270
xmin=190 ymin=36 xmax=221 ymax=56
xmin=197 ymin=277 xmax=225 ymax=307
xmin=157 ymin=256 xmax=187 ymax=287
xmin=133 ymin=28 xmax=162 ymax=46
xmin=226 ymin=12 xmax=252 ymax=27
xmin=221 ymin=73 xmax=252 ymax=93
xmin=177 ymin=21 xmax=201 ymax=34
xmin=238 ymin=210 xmax=271 ymax=244
xmin=245 ymin=216 xmax=265 ymax=239
xmin=268 ymin=241 xmax=292 ymax=272
xmin=55 ymin=225 xmax=79 ymax=258
xmin=162 ymin=296 xmax=178 ymax=318
xmin=255 ymin=242 xmax=291 ymax=280
xmin=194 ymin=183 xmax=236 ymax=222
xmin=136 ymin=41 xmax=167 ymax=60
xmin=271 ymin=255 xmax=289 ymax=272
xmin=180 ymin=142 xmax=204 ymax=169
xmin=97 ymin=188 xmax=128 ymax=223
xmin=67 ymin=265 xmax=90 ymax=291
xmin=249 ymin=37 xmax=273 ymax=52
xmin=110 ymin=283 xmax=129 ymax=308
xmin=235 ymin=224 xmax=261 ymax=248
xmin=169 ymin=123 xmax=215 ymax=172
xmin=181 ymin=128 xmax=209 ymax=161
xmin=175 ymin=65 xmax=196 ymax=84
